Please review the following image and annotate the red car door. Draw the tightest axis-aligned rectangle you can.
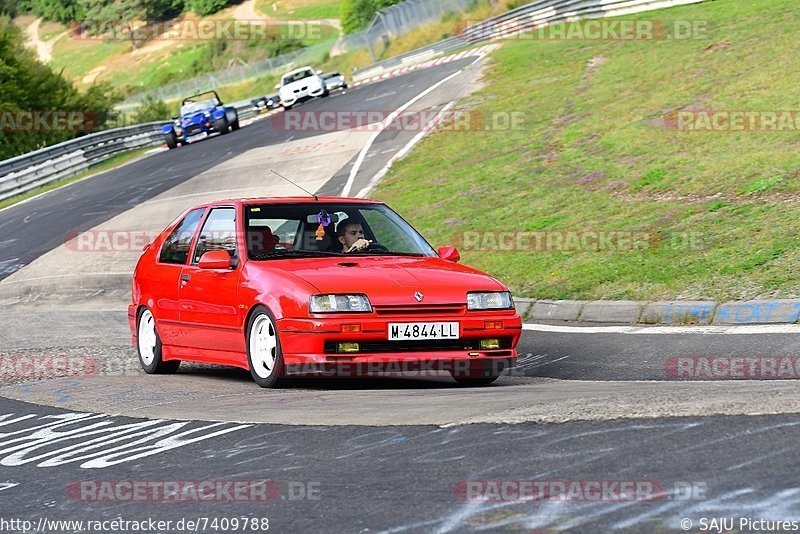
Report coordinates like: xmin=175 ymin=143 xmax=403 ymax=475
xmin=176 ymin=206 xmax=245 ymax=363
xmin=149 ymin=207 xmax=206 ymax=346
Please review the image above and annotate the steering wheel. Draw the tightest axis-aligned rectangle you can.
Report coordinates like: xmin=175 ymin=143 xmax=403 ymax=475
xmin=368 ymin=242 xmax=388 ymax=252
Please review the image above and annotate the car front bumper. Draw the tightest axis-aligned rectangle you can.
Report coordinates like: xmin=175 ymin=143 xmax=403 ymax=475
xmin=277 ymin=312 xmax=521 ymax=376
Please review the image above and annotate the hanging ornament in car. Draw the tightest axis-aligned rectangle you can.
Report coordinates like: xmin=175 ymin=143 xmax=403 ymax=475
xmin=315 ymin=210 xmax=332 ymax=241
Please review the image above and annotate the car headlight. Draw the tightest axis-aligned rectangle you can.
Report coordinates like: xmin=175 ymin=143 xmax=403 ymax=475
xmin=310 ymin=294 xmax=372 ymax=313
xmin=467 ymin=291 xmax=513 ymax=311
xmin=204 ymin=111 xmax=210 ymax=117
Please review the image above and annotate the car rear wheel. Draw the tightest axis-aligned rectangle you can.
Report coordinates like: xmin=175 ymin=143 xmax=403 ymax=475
xmin=246 ymin=306 xmax=285 ymax=388
xmin=214 ymin=117 xmax=230 ymax=134
xmin=231 ymin=118 xmax=240 ymax=131
xmin=137 ymin=308 xmax=180 ymax=374
xmin=165 ymin=131 xmax=178 ymax=149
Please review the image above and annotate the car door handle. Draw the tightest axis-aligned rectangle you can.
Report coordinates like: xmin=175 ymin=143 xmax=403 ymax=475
xmin=181 ymin=274 xmax=190 ymax=283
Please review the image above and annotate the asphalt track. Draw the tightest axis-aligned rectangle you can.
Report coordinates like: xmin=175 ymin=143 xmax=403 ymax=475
xmin=0 ymin=58 xmax=474 ymax=282
xmin=2 ymin=58 xmax=800 ymax=532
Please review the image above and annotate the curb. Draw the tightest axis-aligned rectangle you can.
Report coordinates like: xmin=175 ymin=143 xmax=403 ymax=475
xmin=350 ymin=44 xmax=502 ymax=88
xmin=513 ymin=298 xmax=800 ymax=326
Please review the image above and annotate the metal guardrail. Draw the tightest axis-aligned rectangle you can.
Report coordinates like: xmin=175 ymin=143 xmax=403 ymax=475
xmin=352 ymin=0 xmax=707 ymax=82
xmin=0 ymin=102 xmax=257 ymax=203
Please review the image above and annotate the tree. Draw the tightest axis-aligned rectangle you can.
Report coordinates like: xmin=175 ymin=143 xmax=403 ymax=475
xmin=0 ymin=16 xmax=120 ymax=160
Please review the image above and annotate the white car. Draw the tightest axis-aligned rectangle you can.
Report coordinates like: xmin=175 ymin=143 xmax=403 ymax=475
xmin=276 ymin=67 xmax=327 ymax=109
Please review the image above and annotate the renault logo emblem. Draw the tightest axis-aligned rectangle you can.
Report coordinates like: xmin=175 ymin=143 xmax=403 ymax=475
xmin=414 ymin=292 xmax=424 ymax=302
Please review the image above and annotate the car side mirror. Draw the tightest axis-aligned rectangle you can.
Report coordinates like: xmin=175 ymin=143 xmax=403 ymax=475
xmin=438 ymin=246 xmax=460 ymax=262
xmin=316 ymin=70 xmax=323 ymax=75
xmin=198 ymin=250 xmax=232 ymax=270
xmin=275 ymin=83 xmax=281 ymax=90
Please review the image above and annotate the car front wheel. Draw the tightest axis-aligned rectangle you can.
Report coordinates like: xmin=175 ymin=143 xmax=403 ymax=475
xmin=214 ymin=117 xmax=230 ymax=134
xmin=246 ymin=306 xmax=285 ymax=388
xmin=137 ymin=308 xmax=180 ymax=374
xmin=165 ymin=131 xmax=178 ymax=149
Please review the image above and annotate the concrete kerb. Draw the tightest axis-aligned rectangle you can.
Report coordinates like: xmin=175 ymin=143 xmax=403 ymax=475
xmin=514 ymin=297 xmax=800 ymax=326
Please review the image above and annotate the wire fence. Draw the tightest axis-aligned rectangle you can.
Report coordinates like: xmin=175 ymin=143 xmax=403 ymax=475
xmin=333 ymin=0 xmax=477 ymax=59
xmin=121 ymin=40 xmax=334 ymax=107
xmin=121 ymin=0 xmax=476 ymax=108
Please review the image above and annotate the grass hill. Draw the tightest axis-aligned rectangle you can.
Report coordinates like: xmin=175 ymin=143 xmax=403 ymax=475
xmin=375 ymin=0 xmax=800 ymax=302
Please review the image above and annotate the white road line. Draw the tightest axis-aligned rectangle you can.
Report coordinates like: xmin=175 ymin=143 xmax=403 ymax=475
xmin=357 ymin=100 xmax=457 ymax=198
xmin=522 ymin=323 xmax=800 ymax=335
xmin=342 ymin=59 xmax=479 ymax=197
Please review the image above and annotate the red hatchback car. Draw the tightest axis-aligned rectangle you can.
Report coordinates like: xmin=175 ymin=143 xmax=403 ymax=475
xmin=129 ymin=197 xmax=522 ymax=387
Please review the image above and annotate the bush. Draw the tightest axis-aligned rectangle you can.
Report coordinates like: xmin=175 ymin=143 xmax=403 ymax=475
xmin=341 ymin=0 xmax=375 ymax=34
xmin=341 ymin=0 xmax=404 ymax=35
xmin=132 ymin=96 xmax=171 ymax=123
xmin=186 ymin=0 xmax=232 ymax=16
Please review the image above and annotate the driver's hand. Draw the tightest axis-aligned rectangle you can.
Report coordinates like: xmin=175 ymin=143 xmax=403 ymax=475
xmin=347 ymin=239 xmax=372 ymax=253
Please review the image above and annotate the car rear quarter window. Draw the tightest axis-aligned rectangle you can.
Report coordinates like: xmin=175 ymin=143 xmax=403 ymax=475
xmin=193 ymin=207 xmax=238 ymax=263
xmin=159 ymin=208 xmax=206 ymax=265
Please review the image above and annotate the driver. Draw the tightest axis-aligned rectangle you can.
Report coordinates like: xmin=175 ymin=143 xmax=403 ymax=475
xmin=337 ymin=219 xmax=372 ymax=253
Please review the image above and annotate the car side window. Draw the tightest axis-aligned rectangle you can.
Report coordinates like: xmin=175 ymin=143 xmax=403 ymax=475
xmin=159 ymin=208 xmax=206 ymax=265
xmin=193 ymin=207 xmax=238 ymax=264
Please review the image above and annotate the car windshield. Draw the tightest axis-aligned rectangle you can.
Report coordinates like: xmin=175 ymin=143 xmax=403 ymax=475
xmin=244 ymin=203 xmax=437 ymax=260
xmin=180 ymin=98 xmax=218 ymax=116
xmin=281 ymin=69 xmax=314 ymax=85
xmin=322 ymin=72 xmax=340 ymax=79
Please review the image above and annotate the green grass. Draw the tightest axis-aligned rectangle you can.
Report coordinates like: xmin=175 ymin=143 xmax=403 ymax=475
xmin=257 ymin=0 xmax=341 ymax=20
xmin=0 ymin=148 xmax=152 ymax=211
xmin=374 ymin=0 xmax=800 ymax=301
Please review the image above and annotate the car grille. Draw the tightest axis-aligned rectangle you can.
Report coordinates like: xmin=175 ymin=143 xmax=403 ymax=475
xmin=373 ymin=304 xmax=466 ymax=316
xmin=185 ymin=124 xmax=201 ymax=135
xmin=324 ymin=338 xmax=513 ymax=354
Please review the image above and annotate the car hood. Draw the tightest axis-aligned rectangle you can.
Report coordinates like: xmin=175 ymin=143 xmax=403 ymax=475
xmin=183 ymin=111 xmax=210 ymax=124
xmin=280 ymin=77 xmax=321 ymax=92
xmin=260 ymin=256 xmax=506 ymax=306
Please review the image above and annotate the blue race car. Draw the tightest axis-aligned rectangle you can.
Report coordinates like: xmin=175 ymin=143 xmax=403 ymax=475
xmin=162 ymin=90 xmax=240 ymax=149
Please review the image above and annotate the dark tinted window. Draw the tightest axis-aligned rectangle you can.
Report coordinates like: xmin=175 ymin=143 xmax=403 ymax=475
xmin=192 ymin=207 xmax=238 ymax=263
xmin=159 ymin=208 xmax=205 ymax=265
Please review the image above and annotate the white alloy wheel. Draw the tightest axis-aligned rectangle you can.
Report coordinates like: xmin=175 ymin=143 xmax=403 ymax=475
xmin=138 ymin=309 xmax=157 ymax=366
xmin=250 ymin=314 xmax=277 ymax=379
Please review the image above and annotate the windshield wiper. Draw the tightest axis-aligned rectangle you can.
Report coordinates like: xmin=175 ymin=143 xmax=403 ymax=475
xmin=348 ymin=250 xmax=425 ymax=257
xmin=250 ymin=249 xmax=345 ymax=260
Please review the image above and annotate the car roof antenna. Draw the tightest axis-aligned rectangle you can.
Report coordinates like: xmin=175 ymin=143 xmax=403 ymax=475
xmin=269 ymin=169 xmax=318 ymax=201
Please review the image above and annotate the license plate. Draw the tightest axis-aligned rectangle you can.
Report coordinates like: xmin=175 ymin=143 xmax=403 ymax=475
xmin=388 ymin=322 xmax=459 ymax=341
xmin=186 ymin=132 xmax=208 ymax=143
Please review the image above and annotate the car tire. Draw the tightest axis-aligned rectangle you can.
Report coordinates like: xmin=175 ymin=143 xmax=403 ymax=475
xmin=321 ymin=88 xmax=329 ymax=97
xmin=246 ymin=306 xmax=285 ymax=388
xmin=137 ymin=307 xmax=180 ymax=374
xmin=342 ymin=83 xmax=348 ymax=90
xmin=231 ymin=118 xmax=240 ymax=131
xmin=165 ymin=131 xmax=178 ymax=149
xmin=215 ymin=117 xmax=230 ymax=134
xmin=283 ymin=103 xmax=293 ymax=110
